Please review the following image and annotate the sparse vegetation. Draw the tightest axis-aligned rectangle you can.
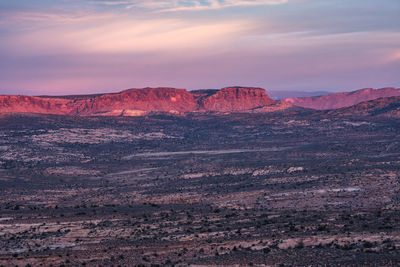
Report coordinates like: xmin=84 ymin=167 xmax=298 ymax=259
xmin=0 ymin=113 xmax=399 ymax=265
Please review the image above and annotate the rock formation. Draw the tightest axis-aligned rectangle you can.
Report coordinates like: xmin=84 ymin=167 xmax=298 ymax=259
xmin=282 ymin=88 xmax=400 ymax=110
xmin=0 ymin=87 xmax=277 ymax=116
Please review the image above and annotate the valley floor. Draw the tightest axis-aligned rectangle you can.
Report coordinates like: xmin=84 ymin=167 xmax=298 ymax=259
xmin=0 ymin=112 xmax=399 ymax=266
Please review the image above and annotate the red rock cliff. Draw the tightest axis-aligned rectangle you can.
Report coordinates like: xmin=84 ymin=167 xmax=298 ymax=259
xmin=0 ymin=87 xmax=277 ymax=115
xmin=0 ymin=95 xmax=77 ymax=115
xmin=198 ymin=87 xmax=276 ymax=112
xmin=81 ymin=87 xmax=198 ymax=114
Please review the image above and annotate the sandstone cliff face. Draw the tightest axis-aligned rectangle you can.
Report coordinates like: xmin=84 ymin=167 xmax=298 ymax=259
xmin=199 ymin=87 xmax=276 ymax=112
xmin=0 ymin=95 xmax=76 ymax=115
xmin=82 ymin=88 xmax=198 ymax=114
xmin=283 ymin=88 xmax=400 ymax=110
xmin=3 ymin=87 xmax=399 ymax=115
xmin=0 ymin=87 xmax=277 ymax=115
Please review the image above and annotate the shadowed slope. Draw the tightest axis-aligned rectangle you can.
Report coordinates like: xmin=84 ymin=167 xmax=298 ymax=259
xmin=328 ymin=96 xmax=400 ymax=117
xmin=283 ymin=88 xmax=400 ymax=110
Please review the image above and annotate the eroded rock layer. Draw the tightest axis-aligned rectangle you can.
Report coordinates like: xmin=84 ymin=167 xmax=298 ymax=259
xmin=0 ymin=87 xmax=277 ymax=115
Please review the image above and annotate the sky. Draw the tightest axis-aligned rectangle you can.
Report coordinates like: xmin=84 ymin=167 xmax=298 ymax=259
xmin=0 ymin=0 xmax=399 ymax=95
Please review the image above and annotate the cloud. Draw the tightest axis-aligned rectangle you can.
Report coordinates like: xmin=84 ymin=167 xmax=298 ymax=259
xmin=72 ymin=18 xmax=251 ymax=53
xmin=392 ymin=51 xmax=400 ymax=61
xmin=92 ymin=1 xmax=133 ymax=5
xmin=158 ymin=0 xmax=290 ymax=12
xmin=1 ymin=0 xmax=399 ymax=94
xmin=3 ymin=16 xmax=253 ymax=54
xmin=382 ymin=50 xmax=400 ymax=63
xmin=91 ymin=0 xmax=290 ymax=12
xmin=0 ymin=10 xmax=115 ymax=25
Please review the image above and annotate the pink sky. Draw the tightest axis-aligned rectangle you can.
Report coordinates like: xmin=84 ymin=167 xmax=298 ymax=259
xmin=0 ymin=0 xmax=399 ymax=95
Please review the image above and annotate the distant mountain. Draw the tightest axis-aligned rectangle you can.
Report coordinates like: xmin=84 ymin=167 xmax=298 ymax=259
xmin=282 ymin=87 xmax=400 ymax=110
xmin=268 ymin=90 xmax=331 ymax=100
xmin=0 ymin=87 xmax=277 ymax=116
xmin=327 ymin=96 xmax=400 ymax=118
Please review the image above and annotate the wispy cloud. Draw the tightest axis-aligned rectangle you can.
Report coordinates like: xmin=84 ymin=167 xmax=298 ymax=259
xmin=388 ymin=50 xmax=400 ymax=62
xmin=1 ymin=0 xmax=399 ymax=94
xmin=92 ymin=1 xmax=133 ymax=5
xmin=4 ymin=16 xmax=254 ymax=54
xmin=0 ymin=10 xmax=114 ymax=24
xmin=158 ymin=0 xmax=290 ymax=12
xmin=91 ymin=0 xmax=290 ymax=12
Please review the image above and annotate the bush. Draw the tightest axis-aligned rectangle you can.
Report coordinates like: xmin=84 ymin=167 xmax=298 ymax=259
xmin=363 ymin=241 xmax=374 ymax=248
xmin=295 ymin=241 xmax=304 ymax=249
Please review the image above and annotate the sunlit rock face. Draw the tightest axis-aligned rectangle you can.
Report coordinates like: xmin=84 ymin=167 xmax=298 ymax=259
xmin=0 ymin=95 xmax=76 ymax=115
xmin=83 ymin=87 xmax=198 ymax=114
xmin=283 ymin=88 xmax=400 ymax=110
xmin=0 ymin=87 xmax=277 ymax=115
xmin=3 ymin=87 xmax=400 ymax=116
xmin=198 ymin=87 xmax=276 ymax=112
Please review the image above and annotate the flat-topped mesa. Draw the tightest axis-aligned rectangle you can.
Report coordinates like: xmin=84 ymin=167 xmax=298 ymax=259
xmin=0 ymin=95 xmax=77 ymax=115
xmin=83 ymin=87 xmax=198 ymax=114
xmin=198 ymin=87 xmax=276 ymax=112
xmin=283 ymin=87 xmax=400 ymax=110
xmin=0 ymin=86 xmax=277 ymax=115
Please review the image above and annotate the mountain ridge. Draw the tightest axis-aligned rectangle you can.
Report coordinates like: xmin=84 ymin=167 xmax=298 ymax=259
xmin=2 ymin=86 xmax=400 ymax=117
xmin=327 ymin=96 xmax=400 ymax=117
xmin=282 ymin=87 xmax=400 ymax=110
xmin=0 ymin=87 xmax=277 ymax=116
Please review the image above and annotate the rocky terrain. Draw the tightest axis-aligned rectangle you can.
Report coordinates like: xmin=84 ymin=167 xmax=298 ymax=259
xmin=0 ymin=87 xmax=276 ymax=116
xmin=327 ymin=96 xmax=400 ymax=117
xmin=283 ymin=87 xmax=400 ymax=110
xmin=1 ymin=86 xmax=400 ymax=266
xmin=2 ymin=86 xmax=400 ymax=118
xmin=196 ymin=87 xmax=275 ymax=112
xmin=0 ymin=108 xmax=399 ymax=266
